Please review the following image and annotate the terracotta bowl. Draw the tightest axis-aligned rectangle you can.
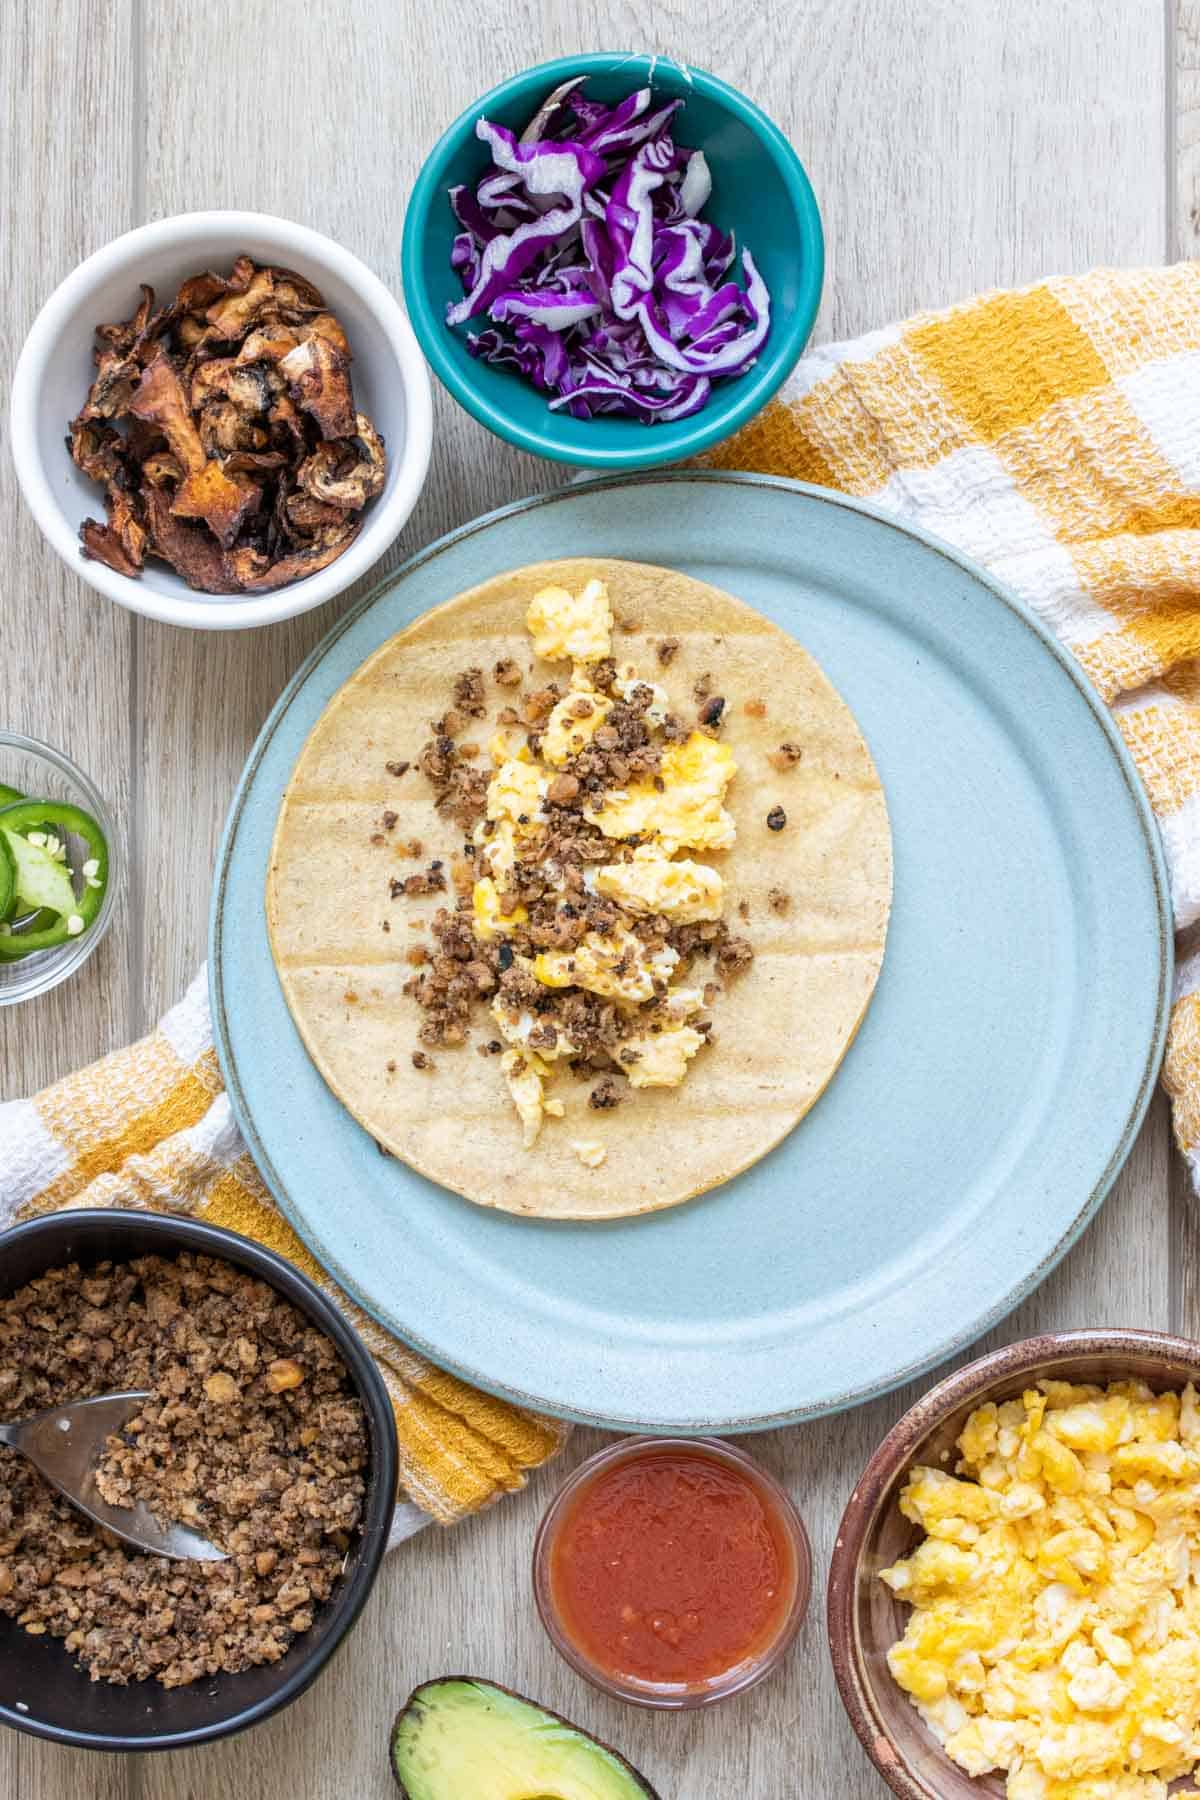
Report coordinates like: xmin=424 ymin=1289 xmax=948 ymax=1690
xmin=827 ymin=1328 xmax=1200 ymax=1799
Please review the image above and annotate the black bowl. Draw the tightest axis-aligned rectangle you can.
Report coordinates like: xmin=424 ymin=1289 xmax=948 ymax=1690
xmin=0 ymin=1209 xmax=399 ymax=1752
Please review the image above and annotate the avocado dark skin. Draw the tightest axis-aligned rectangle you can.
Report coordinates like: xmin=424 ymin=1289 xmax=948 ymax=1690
xmin=390 ymin=1676 xmax=663 ymax=1800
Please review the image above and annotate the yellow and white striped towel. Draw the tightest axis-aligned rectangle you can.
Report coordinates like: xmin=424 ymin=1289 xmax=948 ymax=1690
xmin=708 ymin=262 xmax=1200 ymax=1187
xmin=0 ymin=971 xmax=567 ymax=1543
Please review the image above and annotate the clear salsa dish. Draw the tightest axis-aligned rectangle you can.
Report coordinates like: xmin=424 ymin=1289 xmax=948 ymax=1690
xmin=533 ymin=1436 xmax=811 ymax=1709
xmin=0 ymin=732 xmax=120 ymax=1005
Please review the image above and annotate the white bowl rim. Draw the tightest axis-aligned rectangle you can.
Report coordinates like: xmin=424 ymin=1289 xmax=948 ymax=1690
xmin=9 ymin=209 xmax=433 ymax=631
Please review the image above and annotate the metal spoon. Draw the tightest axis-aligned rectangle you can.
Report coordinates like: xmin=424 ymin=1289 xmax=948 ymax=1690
xmin=0 ymin=1391 xmax=228 ymax=1562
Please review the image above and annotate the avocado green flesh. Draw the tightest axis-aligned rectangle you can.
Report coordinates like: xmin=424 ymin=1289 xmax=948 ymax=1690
xmin=391 ymin=1680 xmax=655 ymax=1800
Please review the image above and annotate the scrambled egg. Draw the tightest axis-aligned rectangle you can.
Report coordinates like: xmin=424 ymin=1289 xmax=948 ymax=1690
xmin=488 ymin=727 xmax=531 ymax=765
xmin=533 ymin=927 xmax=678 ymax=1003
xmin=613 ymin=664 xmax=669 ymax=725
xmin=473 ymin=818 xmax=518 ymax=884
xmin=526 ymin=578 xmax=613 ymax=663
xmin=474 ymin=576 xmax=748 ymax=1148
xmin=540 ymin=675 xmax=611 ymax=766
xmin=620 ymin=1023 xmax=706 ymax=1087
xmin=471 ymin=876 xmax=527 ymax=940
xmin=585 ymin=732 xmax=736 ymax=853
xmin=499 ymin=1048 xmax=549 ymax=1148
xmin=491 ymin=994 xmax=576 ymax=1061
xmin=880 ymin=1381 xmax=1200 ymax=1799
xmin=487 ymin=757 xmax=548 ymax=829
xmin=571 ymin=1140 xmax=607 ymax=1168
xmin=657 ymin=985 xmax=705 ymax=1022
xmin=593 ymin=856 xmax=723 ymax=922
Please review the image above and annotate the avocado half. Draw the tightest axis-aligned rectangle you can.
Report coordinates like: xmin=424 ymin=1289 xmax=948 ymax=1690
xmin=390 ymin=1677 xmax=662 ymax=1800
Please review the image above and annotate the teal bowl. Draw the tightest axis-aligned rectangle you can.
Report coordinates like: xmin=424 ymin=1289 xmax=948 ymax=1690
xmin=401 ymin=53 xmax=824 ymax=469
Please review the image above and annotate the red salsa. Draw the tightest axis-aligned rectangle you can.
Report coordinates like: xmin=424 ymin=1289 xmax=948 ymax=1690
xmin=547 ymin=1445 xmax=797 ymax=1688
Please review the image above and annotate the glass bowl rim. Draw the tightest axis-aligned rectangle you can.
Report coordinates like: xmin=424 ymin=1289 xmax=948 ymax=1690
xmin=0 ymin=729 xmax=121 ymax=1005
xmin=532 ymin=1433 xmax=812 ymax=1709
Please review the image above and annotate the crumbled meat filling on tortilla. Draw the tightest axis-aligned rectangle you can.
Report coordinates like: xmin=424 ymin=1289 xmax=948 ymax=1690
xmin=389 ymin=583 xmax=767 ymax=1126
xmin=589 ymin=1075 xmax=625 ymax=1110
xmin=452 ymin=668 xmax=487 ymax=717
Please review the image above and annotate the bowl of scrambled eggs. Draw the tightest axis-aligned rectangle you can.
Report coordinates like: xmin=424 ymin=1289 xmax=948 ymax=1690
xmin=829 ymin=1330 xmax=1200 ymax=1800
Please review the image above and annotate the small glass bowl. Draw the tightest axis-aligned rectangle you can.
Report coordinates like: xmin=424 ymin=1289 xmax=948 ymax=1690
xmin=0 ymin=731 xmax=121 ymax=1006
xmin=533 ymin=1436 xmax=812 ymax=1709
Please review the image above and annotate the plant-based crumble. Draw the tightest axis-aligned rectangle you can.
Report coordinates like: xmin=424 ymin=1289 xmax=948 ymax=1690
xmin=0 ymin=1253 xmax=367 ymax=1687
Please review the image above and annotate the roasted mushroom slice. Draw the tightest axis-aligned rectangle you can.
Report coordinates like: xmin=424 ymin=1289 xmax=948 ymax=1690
xmin=190 ymin=357 xmax=278 ymax=416
xmin=177 ymin=315 xmax=209 ymax=349
xmin=80 ymin=520 xmax=141 ymax=578
xmin=297 ymin=416 xmax=386 ymax=510
xmin=236 ymin=321 xmax=302 ymax=365
xmin=267 ymin=267 xmax=327 ymax=316
xmin=280 ymin=331 xmax=355 ymax=439
xmin=124 ymin=414 xmax=167 ymax=463
xmin=66 ymin=417 xmax=127 ymax=487
xmin=81 ymin=286 xmax=169 ymax=418
xmin=68 ymin=257 xmax=385 ymax=594
xmin=130 ymin=353 xmax=256 ymax=547
xmin=192 ymin=359 xmax=278 ymax=455
xmin=195 ymin=401 xmax=244 ymax=458
xmin=168 ymin=264 xmax=252 ymax=322
xmin=140 ymin=451 xmax=183 ymax=490
xmin=93 ymin=284 xmax=155 ymax=356
xmin=203 ymin=267 xmax=283 ymax=342
xmin=268 ymin=392 xmax=307 ymax=447
xmin=80 ymin=484 xmax=148 ymax=578
xmin=177 ymin=462 xmax=263 ymax=544
xmin=80 ymin=348 xmax=143 ymax=421
xmin=284 ymin=493 xmax=352 ymax=537
xmin=129 ymin=352 xmax=208 ymax=468
xmin=140 ymin=484 xmax=241 ymax=593
xmin=226 ymin=515 xmax=361 ymax=591
xmin=222 ymin=449 xmax=289 ymax=474
xmin=305 ymin=312 xmax=351 ymax=355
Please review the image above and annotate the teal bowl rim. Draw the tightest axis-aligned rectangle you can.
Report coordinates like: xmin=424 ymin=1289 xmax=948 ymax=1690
xmin=400 ymin=52 xmax=825 ymax=469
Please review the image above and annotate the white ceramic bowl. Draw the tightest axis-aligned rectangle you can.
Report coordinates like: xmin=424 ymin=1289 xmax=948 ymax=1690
xmin=9 ymin=211 xmax=433 ymax=630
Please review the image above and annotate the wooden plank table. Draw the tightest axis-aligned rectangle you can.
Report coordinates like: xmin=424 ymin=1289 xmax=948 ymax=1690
xmin=0 ymin=2 xmax=1190 ymax=1792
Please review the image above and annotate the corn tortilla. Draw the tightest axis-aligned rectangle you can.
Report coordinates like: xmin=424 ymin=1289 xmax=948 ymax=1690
xmin=267 ymin=558 xmax=892 ymax=1220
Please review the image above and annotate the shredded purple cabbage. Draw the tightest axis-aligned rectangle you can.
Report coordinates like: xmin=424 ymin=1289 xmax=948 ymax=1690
xmin=446 ymin=81 xmax=771 ymax=425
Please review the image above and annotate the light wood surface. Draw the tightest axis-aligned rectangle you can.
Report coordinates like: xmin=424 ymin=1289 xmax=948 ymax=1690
xmin=0 ymin=2 xmax=1186 ymax=1793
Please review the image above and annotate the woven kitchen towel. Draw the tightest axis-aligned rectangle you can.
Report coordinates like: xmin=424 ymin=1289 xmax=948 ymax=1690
xmin=707 ymin=261 xmax=1200 ymax=1189
xmin=0 ymin=970 xmax=567 ymax=1541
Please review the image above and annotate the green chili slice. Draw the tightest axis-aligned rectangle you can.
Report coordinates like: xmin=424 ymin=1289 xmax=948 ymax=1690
xmin=0 ymin=831 xmax=15 ymax=922
xmin=0 ymin=800 xmax=109 ymax=957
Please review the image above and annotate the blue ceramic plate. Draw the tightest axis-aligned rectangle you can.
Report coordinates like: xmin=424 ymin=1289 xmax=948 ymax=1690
xmin=211 ymin=473 xmax=1171 ymax=1433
